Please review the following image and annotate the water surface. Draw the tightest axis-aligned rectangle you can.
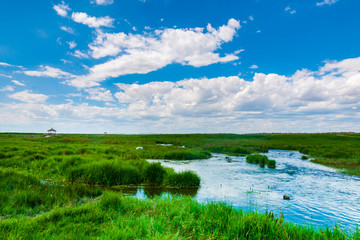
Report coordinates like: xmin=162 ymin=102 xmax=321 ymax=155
xmin=132 ymin=150 xmax=360 ymax=229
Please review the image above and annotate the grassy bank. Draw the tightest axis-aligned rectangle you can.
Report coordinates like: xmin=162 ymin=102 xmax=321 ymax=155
xmin=1 ymin=132 xmax=360 ymax=238
xmin=0 ymin=134 xmax=202 ymax=188
xmin=1 ymin=192 xmax=359 ymax=239
xmin=1 ymin=132 xmax=360 ymax=176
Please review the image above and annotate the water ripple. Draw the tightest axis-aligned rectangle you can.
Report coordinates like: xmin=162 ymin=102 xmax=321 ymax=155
xmin=150 ymin=150 xmax=360 ymax=230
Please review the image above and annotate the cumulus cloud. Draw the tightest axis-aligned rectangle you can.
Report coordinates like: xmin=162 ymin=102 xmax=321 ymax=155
xmin=71 ymin=12 xmax=114 ymax=28
xmin=2 ymin=57 xmax=360 ymax=133
xmin=85 ymin=87 xmax=114 ymax=101
xmin=53 ymin=1 xmax=71 ymax=17
xmin=60 ymin=26 xmax=74 ymax=34
xmin=111 ymin=57 xmax=360 ymax=119
xmin=8 ymin=90 xmax=48 ymax=103
xmin=23 ymin=65 xmax=74 ymax=79
xmin=12 ymin=80 xmax=25 ymax=86
xmin=66 ymin=18 xmax=241 ymax=88
xmin=91 ymin=0 xmax=114 ymax=5
xmin=316 ymin=0 xmax=339 ymax=6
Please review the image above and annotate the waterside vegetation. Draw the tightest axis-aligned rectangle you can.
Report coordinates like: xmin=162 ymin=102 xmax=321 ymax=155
xmin=1 ymin=132 xmax=360 ymax=238
xmin=246 ymin=154 xmax=276 ymax=168
xmin=2 ymin=191 xmax=359 ymax=239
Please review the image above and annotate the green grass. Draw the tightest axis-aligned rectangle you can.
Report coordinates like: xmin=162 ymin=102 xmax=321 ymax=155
xmin=246 ymin=154 xmax=277 ymax=168
xmin=165 ymin=170 xmax=201 ymax=188
xmin=1 ymin=132 xmax=360 ymax=238
xmin=1 ymin=192 xmax=359 ymax=239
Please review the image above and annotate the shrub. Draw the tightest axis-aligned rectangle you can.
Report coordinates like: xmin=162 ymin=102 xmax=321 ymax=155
xmin=301 ymin=155 xmax=309 ymax=160
xmin=144 ymin=162 xmax=166 ymax=185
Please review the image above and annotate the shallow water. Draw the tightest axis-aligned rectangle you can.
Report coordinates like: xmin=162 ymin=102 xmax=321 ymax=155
xmin=129 ymin=150 xmax=360 ymax=229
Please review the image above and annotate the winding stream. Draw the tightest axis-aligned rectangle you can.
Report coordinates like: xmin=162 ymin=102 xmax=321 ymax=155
xmin=126 ymin=150 xmax=360 ymax=229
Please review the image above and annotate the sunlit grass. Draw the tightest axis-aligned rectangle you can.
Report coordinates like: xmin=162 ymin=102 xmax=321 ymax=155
xmin=1 ymin=132 xmax=360 ymax=238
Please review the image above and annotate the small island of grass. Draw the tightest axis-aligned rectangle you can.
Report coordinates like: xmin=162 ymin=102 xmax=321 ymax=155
xmin=246 ymin=154 xmax=276 ymax=168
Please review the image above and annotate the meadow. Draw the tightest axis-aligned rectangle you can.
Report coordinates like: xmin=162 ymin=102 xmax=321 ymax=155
xmin=1 ymin=132 xmax=360 ymax=239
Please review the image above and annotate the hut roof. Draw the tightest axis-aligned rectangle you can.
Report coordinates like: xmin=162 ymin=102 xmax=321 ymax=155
xmin=48 ymin=128 xmax=56 ymax=132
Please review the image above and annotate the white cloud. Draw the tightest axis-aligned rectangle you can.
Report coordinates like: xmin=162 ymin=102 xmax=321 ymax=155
xmin=60 ymin=59 xmax=72 ymax=64
xmin=316 ymin=0 xmax=339 ymax=6
xmin=2 ymin=57 xmax=360 ymax=133
xmin=11 ymin=80 xmax=25 ymax=86
xmin=67 ymin=41 xmax=77 ymax=49
xmin=23 ymin=65 xmax=74 ymax=79
xmin=0 ymin=74 xmax=12 ymax=78
xmin=285 ymin=6 xmax=296 ymax=14
xmin=249 ymin=64 xmax=259 ymax=69
xmin=0 ymin=85 xmax=14 ymax=92
xmin=91 ymin=0 xmax=114 ymax=5
xmin=60 ymin=26 xmax=74 ymax=34
xmin=234 ymin=49 xmax=245 ymax=54
xmin=71 ymin=12 xmax=114 ymax=28
xmin=72 ymin=50 xmax=89 ymax=59
xmin=8 ymin=90 xmax=48 ymax=103
xmin=0 ymin=62 xmax=23 ymax=69
xmin=85 ymin=87 xmax=114 ymax=101
xmin=53 ymin=1 xmax=71 ymax=17
xmin=66 ymin=18 xmax=241 ymax=88
xmin=110 ymin=57 xmax=360 ymax=121
xmin=0 ymin=62 xmax=12 ymax=67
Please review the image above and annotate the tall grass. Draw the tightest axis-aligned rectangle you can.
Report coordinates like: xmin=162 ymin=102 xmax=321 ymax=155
xmin=1 ymin=192 xmax=359 ymax=239
xmin=0 ymin=167 xmax=102 ymax=218
xmin=165 ymin=170 xmax=201 ymax=188
xmin=1 ymin=133 xmax=360 ymax=238
xmin=144 ymin=162 xmax=166 ymax=184
xmin=246 ymin=154 xmax=277 ymax=168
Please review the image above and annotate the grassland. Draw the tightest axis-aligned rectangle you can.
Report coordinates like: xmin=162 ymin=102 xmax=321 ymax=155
xmin=1 ymin=132 xmax=360 ymax=239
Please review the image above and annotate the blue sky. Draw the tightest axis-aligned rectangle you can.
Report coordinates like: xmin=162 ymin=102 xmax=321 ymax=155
xmin=1 ymin=0 xmax=360 ymax=133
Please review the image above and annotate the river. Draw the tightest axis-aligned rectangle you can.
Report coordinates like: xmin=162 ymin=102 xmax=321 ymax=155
xmin=125 ymin=150 xmax=360 ymax=230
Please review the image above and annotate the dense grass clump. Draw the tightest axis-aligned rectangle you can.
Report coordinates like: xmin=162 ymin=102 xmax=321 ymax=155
xmin=246 ymin=154 xmax=277 ymax=168
xmin=144 ymin=162 xmax=166 ymax=185
xmin=165 ymin=170 xmax=201 ymax=188
xmin=67 ymin=161 xmax=142 ymax=186
xmin=267 ymin=159 xmax=276 ymax=168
